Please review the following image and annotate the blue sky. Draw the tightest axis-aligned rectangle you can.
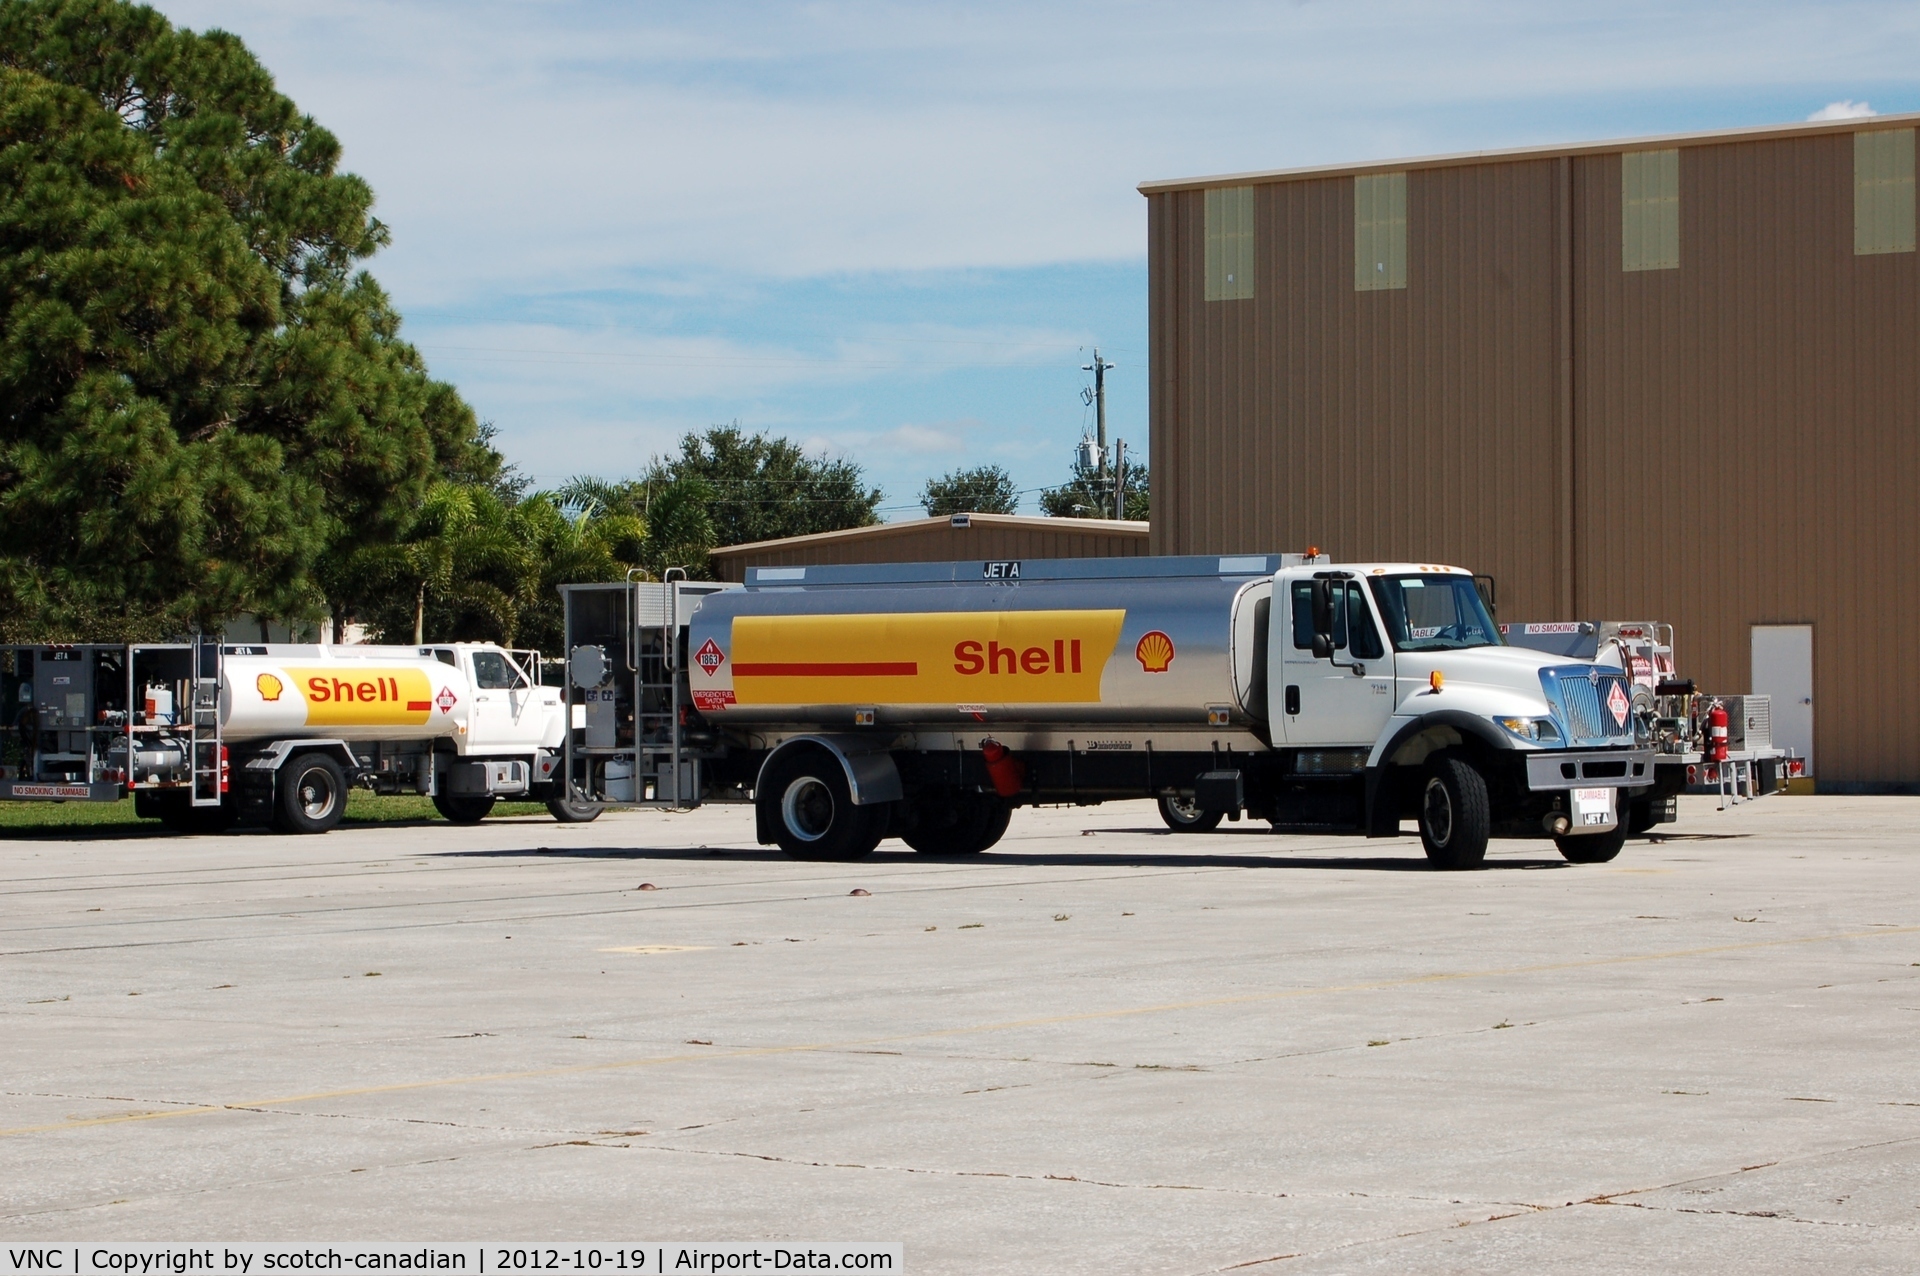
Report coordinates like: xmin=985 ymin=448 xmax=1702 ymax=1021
xmin=156 ymin=1 xmax=1920 ymax=518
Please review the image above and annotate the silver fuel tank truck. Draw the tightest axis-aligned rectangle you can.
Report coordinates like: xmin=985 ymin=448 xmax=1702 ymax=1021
xmin=0 ymin=638 xmax=591 ymax=833
xmin=558 ymin=553 xmax=1653 ymax=868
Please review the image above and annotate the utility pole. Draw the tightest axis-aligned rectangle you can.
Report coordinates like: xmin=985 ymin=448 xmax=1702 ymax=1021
xmin=1113 ymin=437 xmax=1126 ymax=521
xmin=1082 ymin=348 xmax=1115 ymax=463
xmin=1081 ymin=347 xmax=1117 ymax=517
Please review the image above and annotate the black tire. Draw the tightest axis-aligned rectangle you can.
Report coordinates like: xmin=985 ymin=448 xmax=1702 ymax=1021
xmin=1158 ymin=793 xmax=1224 ymax=833
xmin=546 ymin=790 xmax=602 ymax=823
xmin=433 ymin=791 xmax=496 ymax=825
xmin=757 ymin=747 xmax=885 ymax=861
xmin=1557 ymin=826 xmax=1628 ymax=863
xmin=274 ymin=753 xmax=347 ymax=835
xmin=1625 ymin=797 xmax=1657 ymax=836
xmin=1418 ymin=753 xmax=1490 ymax=870
xmin=972 ymin=799 xmax=1012 ymax=852
xmin=901 ymin=791 xmax=1009 ymax=855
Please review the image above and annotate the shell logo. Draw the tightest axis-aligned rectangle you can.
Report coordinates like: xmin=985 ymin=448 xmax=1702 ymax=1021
xmin=1134 ymin=630 xmax=1175 ymax=673
xmin=256 ymin=672 xmax=284 ymax=702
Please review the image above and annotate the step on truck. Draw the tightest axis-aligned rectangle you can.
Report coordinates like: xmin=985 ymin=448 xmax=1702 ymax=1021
xmin=557 ymin=553 xmax=1656 ymax=868
xmin=0 ymin=638 xmax=589 ymax=832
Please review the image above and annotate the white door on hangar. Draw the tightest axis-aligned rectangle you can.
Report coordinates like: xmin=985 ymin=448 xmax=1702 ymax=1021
xmin=1751 ymin=625 xmax=1813 ymax=775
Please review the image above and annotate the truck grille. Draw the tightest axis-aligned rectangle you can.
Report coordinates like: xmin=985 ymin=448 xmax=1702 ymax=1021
xmin=1542 ymin=667 xmax=1635 ymax=745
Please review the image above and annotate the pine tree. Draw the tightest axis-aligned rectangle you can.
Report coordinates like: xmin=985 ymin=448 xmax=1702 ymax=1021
xmin=0 ymin=0 xmax=495 ymax=638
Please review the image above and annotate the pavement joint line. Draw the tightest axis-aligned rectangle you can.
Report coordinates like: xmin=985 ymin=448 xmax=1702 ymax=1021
xmin=5 ymin=920 xmax=1916 ymax=1140
xmin=0 ymin=864 xmax=1251 ymax=955
xmin=0 ymin=844 xmax=1010 ymax=897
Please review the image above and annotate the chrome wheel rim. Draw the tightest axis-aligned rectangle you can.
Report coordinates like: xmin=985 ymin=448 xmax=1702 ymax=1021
xmin=1422 ymin=777 xmax=1453 ymax=847
xmin=1166 ymin=795 xmax=1205 ymax=824
xmin=297 ymin=768 xmax=337 ymax=821
xmin=781 ymin=777 xmax=833 ymax=842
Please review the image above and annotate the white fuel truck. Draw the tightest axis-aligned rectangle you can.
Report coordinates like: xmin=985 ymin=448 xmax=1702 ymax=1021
xmin=0 ymin=639 xmax=585 ymax=833
xmin=558 ymin=553 xmax=1655 ymax=869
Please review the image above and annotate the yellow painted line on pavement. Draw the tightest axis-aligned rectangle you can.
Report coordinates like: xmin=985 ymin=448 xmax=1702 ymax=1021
xmin=7 ymin=922 xmax=1915 ymax=1139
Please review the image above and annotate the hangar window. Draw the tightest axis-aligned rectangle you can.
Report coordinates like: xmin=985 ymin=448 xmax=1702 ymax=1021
xmin=1622 ymin=149 xmax=1679 ymax=271
xmin=1204 ymin=186 xmax=1256 ymax=301
xmin=1855 ymin=128 xmax=1916 ymax=256
xmin=1353 ymin=172 xmax=1407 ymax=291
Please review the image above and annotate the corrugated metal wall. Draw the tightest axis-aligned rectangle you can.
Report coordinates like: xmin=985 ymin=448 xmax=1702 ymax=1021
xmin=710 ymin=520 xmax=1149 ymax=583
xmin=1573 ymin=132 xmax=1920 ymax=785
xmin=1148 ymin=122 xmax=1920 ymax=785
xmin=1149 ymin=160 xmax=1568 ymax=623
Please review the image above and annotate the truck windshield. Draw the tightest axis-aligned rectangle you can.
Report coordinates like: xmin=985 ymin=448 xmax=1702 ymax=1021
xmin=1368 ymin=575 xmax=1502 ymax=652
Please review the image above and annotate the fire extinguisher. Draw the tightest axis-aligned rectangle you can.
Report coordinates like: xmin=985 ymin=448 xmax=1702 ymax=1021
xmin=979 ymin=739 xmax=1027 ymax=798
xmin=1706 ymin=700 xmax=1729 ymax=763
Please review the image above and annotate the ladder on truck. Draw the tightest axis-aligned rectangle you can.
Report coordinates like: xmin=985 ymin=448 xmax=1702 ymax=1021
xmin=189 ymin=635 xmax=223 ymax=808
xmin=632 ymin=570 xmax=698 ymax=807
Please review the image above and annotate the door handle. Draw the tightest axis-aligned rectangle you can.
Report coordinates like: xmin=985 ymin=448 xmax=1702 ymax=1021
xmin=1284 ymin=685 xmax=1301 ymax=716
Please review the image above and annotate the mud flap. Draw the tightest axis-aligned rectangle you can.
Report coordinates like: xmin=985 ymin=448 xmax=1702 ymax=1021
xmin=1363 ymin=766 xmax=1401 ymax=838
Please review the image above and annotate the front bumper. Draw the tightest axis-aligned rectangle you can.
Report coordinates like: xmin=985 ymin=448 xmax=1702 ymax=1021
xmin=1523 ymin=748 xmax=1654 ymax=791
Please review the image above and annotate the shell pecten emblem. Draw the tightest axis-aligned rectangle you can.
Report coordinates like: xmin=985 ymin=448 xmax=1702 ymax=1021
xmin=1134 ymin=630 xmax=1175 ymax=673
xmin=256 ymin=672 xmax=284 ymax=702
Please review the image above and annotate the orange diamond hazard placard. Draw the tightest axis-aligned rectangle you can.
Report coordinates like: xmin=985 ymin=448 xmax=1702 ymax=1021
xmin=696 ymin=638 xmax=725 ymax=675
xmin=1607 ymin=680 xmax=1629 ymax=727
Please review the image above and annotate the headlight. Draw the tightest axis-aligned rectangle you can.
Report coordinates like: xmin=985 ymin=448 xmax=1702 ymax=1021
xmin=1497 ymin=716 xmax=1561 ymax=742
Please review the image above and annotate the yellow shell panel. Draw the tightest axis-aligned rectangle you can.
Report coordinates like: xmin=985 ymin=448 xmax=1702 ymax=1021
xmin=282 ymin=667 xmax=437 ymax=728
xmin=727 ymin=610 xmax=1126 ymax=706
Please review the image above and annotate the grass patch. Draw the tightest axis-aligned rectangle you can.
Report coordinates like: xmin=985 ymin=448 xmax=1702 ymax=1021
xmin=0 ymin=789 xmax=550 ymax=838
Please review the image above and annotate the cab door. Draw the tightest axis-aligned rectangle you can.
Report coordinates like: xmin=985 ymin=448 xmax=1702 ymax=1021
xmin=466 ymin=650 xmax=546 ymax=753
xmin=1275 ymin=575 xmax=1397 ymax=746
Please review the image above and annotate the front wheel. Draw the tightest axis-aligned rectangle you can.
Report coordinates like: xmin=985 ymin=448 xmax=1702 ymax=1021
xmin=433 ymin=792 xmax=496 ymax=825
xmin=1557 ymin=826 xmax=1628 ymax=863
xmin=1158 ymin=793 xmax=1223 ymax=834
xmin=1418 ymin=753 xmax=1490 ymax=870
xmin=757 ymin=748 xmax=885 ymax=861
xmin=274 ymin=753 xmax=346 ymax=835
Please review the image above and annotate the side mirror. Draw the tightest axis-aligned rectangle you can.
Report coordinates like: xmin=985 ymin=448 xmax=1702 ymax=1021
xmin=1310 ymin=579 xmax=1336 ymax=659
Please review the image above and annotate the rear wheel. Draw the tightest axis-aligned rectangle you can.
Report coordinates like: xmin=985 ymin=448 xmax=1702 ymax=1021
xmin=546 ymin=789 xmax=602 ymax=823
xmin=274 ymin=753 xmax=346 ymax=835
xmin=433 ymin=792 xmax=496 ymax=825
xmin=1158 ymin=793 xmax=1223 ymax=834
xmin=1418 ymin=753 xmax=1490 ymax=870
xmin=758 ymin=748 xmax=885 ymax=861
xmin=901 ymin=790 xmax=1010 ymax=855
xmin=1557 ymin=826 xmax=1628 ymax=863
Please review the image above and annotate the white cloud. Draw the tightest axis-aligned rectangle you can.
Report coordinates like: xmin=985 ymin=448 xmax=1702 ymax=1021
xmin=156 ymin=1 xmax=1920 ymax=303
xmin=1808 ymin=99 xmax=1877 ymax=120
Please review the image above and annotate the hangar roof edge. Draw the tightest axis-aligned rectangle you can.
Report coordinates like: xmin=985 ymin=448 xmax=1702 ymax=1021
xmin=1138 ymin=111 xmax=1920 ymax=195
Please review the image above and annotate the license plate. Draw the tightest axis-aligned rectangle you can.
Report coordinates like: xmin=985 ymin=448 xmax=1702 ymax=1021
xmin=1574 ymin=787 xmax=1614 ymax=825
